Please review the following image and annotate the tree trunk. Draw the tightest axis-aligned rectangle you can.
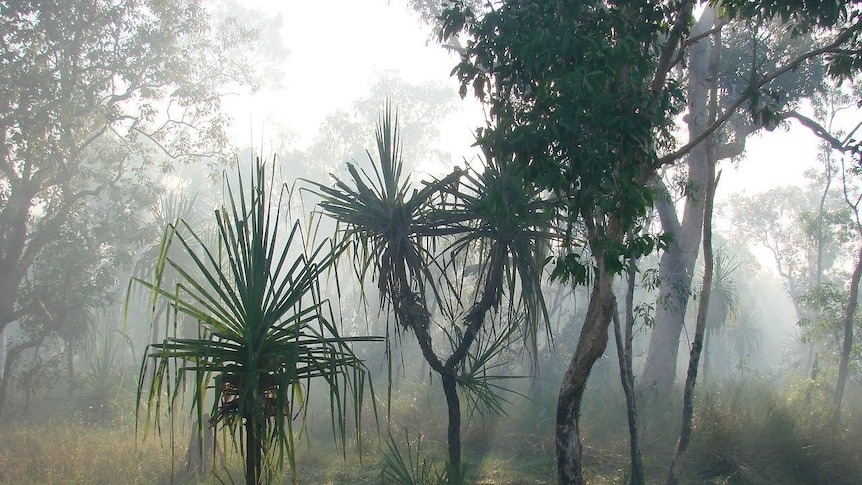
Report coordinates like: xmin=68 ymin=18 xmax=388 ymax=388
xmin=834 ymin=244 xmax=862 ymax=418
xmin=556 ymin=269 xmax=616 ymax=485
xmin=244 ymin=411 xmax=261 ymax=485
xmin=702 ymin=331 xmax=711 ymax=389
xmin=667 ymin=167 xmax=718 ymax=485
xmin=804 ymin=350 xmax=819 ymax=404
xmin=667 ymin=24 xmax=721 ymax=482
xmin=612 ymin=268 xmax=644 ymax=485
xmin=0 ymin=337 xmax=43 ymax=416
xmin=187 ymin=413 xmax=215 ymax=478
xmin=441 ymin=373 xmax=462 ymax=478
xmin=0 ymin=363 xmax=8 ymax=416
xmin=66 ymin=341 xmax=75 ymax=379
xmin=640 ymin=8 xmax=716 ymax=399
xmin=0 ymin=327 xmax=5 ymax=382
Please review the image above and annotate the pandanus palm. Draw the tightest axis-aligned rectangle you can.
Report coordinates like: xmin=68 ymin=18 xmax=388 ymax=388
xmin=309 ymin=106 xmax=554 ymax=479
xmin=135 ymin=160 xmax=374 ymax=485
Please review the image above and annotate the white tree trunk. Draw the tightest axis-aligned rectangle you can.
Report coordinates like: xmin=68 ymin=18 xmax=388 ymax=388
xmin=640 ymin=7 xmax=716 ymax=398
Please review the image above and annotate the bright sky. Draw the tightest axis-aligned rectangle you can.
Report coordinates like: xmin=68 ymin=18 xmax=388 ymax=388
xmin=226 ymin=0 xmax=478 ymax=157
xmin=231 ymin=0 xmax=839 ymax=205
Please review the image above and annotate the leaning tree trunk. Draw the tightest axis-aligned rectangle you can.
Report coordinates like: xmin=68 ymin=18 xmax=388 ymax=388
xmin=557 ymin=254 xmax=617 ymax=485
xmin=666 ymin=166 xmax=718 ymax=485
xmin=834 ymin=244 xmax=862 ymax=419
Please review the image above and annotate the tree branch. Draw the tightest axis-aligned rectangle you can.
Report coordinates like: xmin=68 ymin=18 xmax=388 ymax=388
xmin=782 ymin=110 xmax=858 ymax=152
xmin=657 ymin=20 xmax=862 ymax=167
xmin=651 ymin=0 xmax=697 ymax=93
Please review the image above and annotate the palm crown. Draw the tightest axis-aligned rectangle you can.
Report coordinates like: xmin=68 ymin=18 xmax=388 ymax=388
xmin=135 ymin=159 xmax=375 ymax=485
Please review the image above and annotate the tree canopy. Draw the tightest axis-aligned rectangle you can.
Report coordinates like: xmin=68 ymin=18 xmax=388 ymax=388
xmin=0 ymin=0 xmax=276 ymax=413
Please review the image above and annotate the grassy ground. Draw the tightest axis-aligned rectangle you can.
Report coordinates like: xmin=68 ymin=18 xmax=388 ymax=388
xmin=0 ymin=419 xmax=181 ymax=485
xmin=0 ymin=378 xmax=860 ymax=484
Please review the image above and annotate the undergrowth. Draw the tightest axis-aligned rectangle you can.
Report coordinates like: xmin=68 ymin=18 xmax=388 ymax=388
xmin=0 ymin=378 xmax=859 ymax=484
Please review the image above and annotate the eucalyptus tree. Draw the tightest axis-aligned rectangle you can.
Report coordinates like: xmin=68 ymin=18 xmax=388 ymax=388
xmin=440 ymin=0 xmax=862 ymax=482
xmin=310 ymin=107 xmax=554 ymax=480
xmin=640 ymin=6 xmax=828 ymax=398
xmin=0 ymin=0 xmax=279 ymax=413
xmin=136 ymin=160 xmax=375 ymax=485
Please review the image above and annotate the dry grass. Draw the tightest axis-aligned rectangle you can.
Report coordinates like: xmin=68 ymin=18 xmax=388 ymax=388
xmin=0 ymin=420 xmax=182 ymax=485
xmin=1 ymin=378 xmax=860 ymax=484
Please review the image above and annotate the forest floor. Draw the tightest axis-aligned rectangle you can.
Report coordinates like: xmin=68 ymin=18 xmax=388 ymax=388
xmin=0 ymin=378 xmax=860 ymax=484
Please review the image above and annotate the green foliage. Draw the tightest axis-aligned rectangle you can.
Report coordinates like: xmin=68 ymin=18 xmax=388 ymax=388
xmin=70 ymin=326 xmax=132 ymax=424
xmin=380 ymin=431 xmax=447 ymax=485
xmin=715 ymin=0 xmax=853 ymax=33
xmin=308 ymin=105 xmax=451 ymax=329
xmin=310 ymin=103 xmax=556 ymax=478
xmin=451 ymin=322 xmax=526 ymax=424
xmin=135 ymin=159 xmax=376 ymax=484
xmin=441 ymin=0 xmax=685 ymax=283
xmin=0 ymin=0 xmax=276 ymax=412
xmin=797 ymin=283 xmax=862 ymax=376
xmin=716 ymin=1 xmax=862 ymax=81
xmin=731 ymin=184 xmax=853 ymax=295
xmin=432 ymin=153 xmax=556 ymax=353
xmin=691 ymin=380 xmax=862 ymax=484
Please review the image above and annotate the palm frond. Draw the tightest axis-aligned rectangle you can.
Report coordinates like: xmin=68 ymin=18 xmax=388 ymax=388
xmin=305 ymin=105 xmax=460 ymax=331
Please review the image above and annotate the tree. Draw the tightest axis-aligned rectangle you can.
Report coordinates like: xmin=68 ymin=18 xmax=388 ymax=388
xmin=442 ymin=2 xmax=686 ymax=482
xmin=136 ymin=160 xmax=374 ymax=485
xmin=0 ymin=171 xmax=151 ymax=413
xmin=732 ymin=175 xmax=855 ymax=388
xmin=769 ymin=79 xmax=862 ymax=418
xmin=640 ymin=6 xmax=828 ymax=398
xmin=441 ymin=0 xmax=862 ymax=482
xmin=0 ymin=0 xmax=277 ymax=413
xmin=310 ymin=106 xmax=554 ymax=480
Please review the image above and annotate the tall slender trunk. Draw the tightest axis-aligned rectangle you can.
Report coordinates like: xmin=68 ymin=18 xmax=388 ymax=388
xmin=245 ymin=411 xmax=261 ymax=485
xmin=804 ymin=350 xmax=819 ymax=404
xmin=612 ymin=267 xmax=644 ymax=485
xmin=557 ymin=268 xmax=616 ymax=485
xmin=834 ymin=244 xmax=862 ymax=419
xmin=701 ymin=331 xmax=711 ymax=389
xmin=0 ymin=358 xmax=10 ymax=416
xmin=0 ymin=327 xmax=5 ymax=382
xmin=666 ymin=169 xmax=718 ymax=485
xmin=0 ymin=337 xmax=43 ymax=416
xmin=66 ymin=341 xmax=75 ymax=379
